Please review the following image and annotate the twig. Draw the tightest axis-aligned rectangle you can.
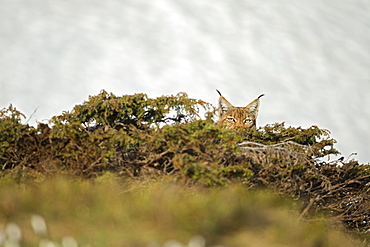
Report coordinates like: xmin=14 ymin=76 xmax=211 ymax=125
xmin=299 ymin=195 xmax=320 ymax=220
xmin=26 ymin=106 xmax=39 ymax=124
xmin=238 ymin=141 xmax=310 ymax=149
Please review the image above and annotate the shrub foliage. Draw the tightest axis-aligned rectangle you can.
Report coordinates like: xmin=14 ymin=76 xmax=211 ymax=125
xmin=0 ymin=90 xmax=369 ymax=239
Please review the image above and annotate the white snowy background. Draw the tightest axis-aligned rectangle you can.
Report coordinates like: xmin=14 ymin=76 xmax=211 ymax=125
xmin=1 ymin=0 xmax=369 ymax=163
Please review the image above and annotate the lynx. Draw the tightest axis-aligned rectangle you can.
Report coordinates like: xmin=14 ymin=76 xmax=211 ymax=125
xmin=216 ymin=89 xmax=264 ymax=129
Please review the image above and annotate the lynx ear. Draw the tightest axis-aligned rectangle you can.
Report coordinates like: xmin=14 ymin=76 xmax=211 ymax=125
xmin=246 ymin=94 xmax=264 ymax=118
xmin=217 ymin=90 xmax=233 ymax=116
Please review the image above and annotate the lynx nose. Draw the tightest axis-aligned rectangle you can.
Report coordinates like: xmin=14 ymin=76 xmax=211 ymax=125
xmin=234 ymin=122 xmax=245 ymax=128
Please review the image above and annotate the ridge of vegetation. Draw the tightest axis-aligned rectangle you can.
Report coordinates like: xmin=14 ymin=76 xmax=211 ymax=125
xmin=0 ymin=90 xmax=369 ymax=246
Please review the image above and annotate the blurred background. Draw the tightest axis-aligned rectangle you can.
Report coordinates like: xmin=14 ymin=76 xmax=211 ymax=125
xmin=1 ymin=0 xmax=369 ymax=163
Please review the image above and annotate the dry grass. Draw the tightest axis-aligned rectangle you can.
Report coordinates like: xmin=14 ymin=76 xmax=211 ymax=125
xmin=0 ymin=174 xmax=365 ymax=247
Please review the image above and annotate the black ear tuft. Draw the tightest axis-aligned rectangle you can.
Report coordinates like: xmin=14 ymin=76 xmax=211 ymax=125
xmin=216 ymin=89 xmax=222 ymax=96
xmin=258 ymin=94 xmax=265 ymax=99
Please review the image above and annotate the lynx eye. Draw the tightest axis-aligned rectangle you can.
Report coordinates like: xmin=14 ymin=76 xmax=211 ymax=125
xmin=226 ymin=117 xmax=236 ymax=123
xmin=244 ymin=119 xmax=253 ymax=124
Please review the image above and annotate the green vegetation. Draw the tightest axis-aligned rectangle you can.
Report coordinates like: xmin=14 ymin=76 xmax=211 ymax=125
xmin=0 ymin=90 xmax=369 ymax=246
xmin=0 ymin=176 xmax=363 ymax=247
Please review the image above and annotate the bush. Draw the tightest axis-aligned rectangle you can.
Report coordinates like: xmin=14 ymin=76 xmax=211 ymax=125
xmin=0 ymin=91 xmax=369 ymax=240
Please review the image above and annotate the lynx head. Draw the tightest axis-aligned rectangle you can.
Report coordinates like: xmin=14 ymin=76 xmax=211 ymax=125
xmin=216 ymin=89 xmax=264 ymax=129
